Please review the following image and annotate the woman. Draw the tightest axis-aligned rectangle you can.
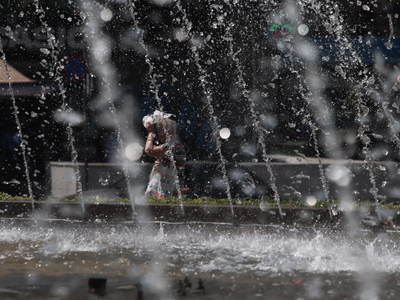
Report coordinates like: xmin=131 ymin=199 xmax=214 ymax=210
xmin=144 ymin=116 xmax=187 ymax=199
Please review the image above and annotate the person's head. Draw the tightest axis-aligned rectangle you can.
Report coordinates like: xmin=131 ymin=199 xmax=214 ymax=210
xmin=156 ymin=118 xmax=177 ymax=143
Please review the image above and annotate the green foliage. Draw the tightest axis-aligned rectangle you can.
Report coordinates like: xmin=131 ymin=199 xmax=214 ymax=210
xmin=115 ymin=197 xmax=130 ymax=203
xmin=0 ymin=192 xmax=30 ymax=201
xmin=117 ymin=195 xmax=339 ymax=207
xmin=58 ymin=197 xmax=78 ymax=202
xmin=0 ymin=191 xmax=398 ymax=211
xmin=378 ymin=202 xmax=400 ymax=210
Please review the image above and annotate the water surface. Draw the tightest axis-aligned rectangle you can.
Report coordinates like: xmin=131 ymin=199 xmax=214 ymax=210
xmin=1 ymin=219 xmax=400 ymax=299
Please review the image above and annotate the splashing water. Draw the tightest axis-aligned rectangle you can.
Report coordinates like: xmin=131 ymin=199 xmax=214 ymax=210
xmin=79 ymin=0 xmax=140 ymax=217
xmin=176 ymin=0 xmax=236 ymax=222
xmin=32 ymin=0 xmax=86 ymax=211
xmin=2 ymin=1 xmax=400 ymax=299
xmin=223 ymin=2 xmax=283 ymax=216
xmin=0 ymin=45 xmax=34 ymax=205
xmin=126 ymin=1 xmax=187 ymax=217
xmin=2 ymin=220 xmax=400 ymax=298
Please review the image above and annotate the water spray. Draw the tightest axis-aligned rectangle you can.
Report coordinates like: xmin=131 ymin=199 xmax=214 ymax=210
xmin=175 ymin=0 xmax=236 ymax=225
xmin=80 ymin=0 xmax=138 ymax=219
xmin=0 ymin=42 xmax=34 ymax=206
xmin=223 ymin=4 xmax=284 ymax=217
xmin=33 ymin=0 xmax=85 ymax=212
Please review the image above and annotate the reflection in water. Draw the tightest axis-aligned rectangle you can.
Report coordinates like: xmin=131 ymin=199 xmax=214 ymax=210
xmin=1 ymin=219 xmax=400 ymax=299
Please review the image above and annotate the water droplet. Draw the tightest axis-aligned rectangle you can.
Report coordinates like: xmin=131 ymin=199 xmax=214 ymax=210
xmin=240 ymin=143 xmax=257 ymax=156
xmin=220 ymin=127 xmax=231 ymax=139
xmin=297 ymin=24 xmax=309 ymax=36
xmin=100 ymin=8 xmax=113 ymax=22
xmin=384 ymin=41 xmax=393 ymax=50
xmin=362 ymin=4 xmax=370 ymax=11
xmin=234 ymin=125 xmax=246 ymax=136
xmin=40 ymin=48 xmax=50 ymax=55
xmin=93 ymin=39 xmax=112 ymax=63
xmin=125 ymin=142 xmax=143 ymax=161
xmin=259 ymin=201 xmax=270 ymax=211
xmin=211 ymin=177 xmax=226 ymax=190
xmin=306 ymin=196 xmax=317 ymax=206
xmin=360 ymin=105 xmax=369 ymax=118
xmin=326 ymin=165 xmax=351 ymax=187
xmin=53 ymin=110 xmax=85 ymax=126
xmin=174 ymin=28 xmax=188 ymax=42
xmin=260 ymin=114 xmax=278 ymax=129
xmin=242 ymin=185 xmax=255 ymax=196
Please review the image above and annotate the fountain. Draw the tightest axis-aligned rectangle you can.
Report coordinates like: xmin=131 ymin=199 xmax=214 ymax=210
xmin=1 ymin=0 xmax=400 ymax=299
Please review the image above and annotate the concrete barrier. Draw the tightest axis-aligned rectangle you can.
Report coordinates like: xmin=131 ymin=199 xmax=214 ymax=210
xmin=48 ymin=155 xmax=400 ymax=202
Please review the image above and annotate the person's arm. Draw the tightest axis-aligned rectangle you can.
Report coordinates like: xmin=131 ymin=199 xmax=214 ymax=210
xmin=144 ymin=123 xmax=168 ymax=158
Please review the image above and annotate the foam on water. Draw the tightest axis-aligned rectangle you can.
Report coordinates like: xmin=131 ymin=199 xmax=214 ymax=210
xmin=1 ymin=221 xmax=400 ymax=276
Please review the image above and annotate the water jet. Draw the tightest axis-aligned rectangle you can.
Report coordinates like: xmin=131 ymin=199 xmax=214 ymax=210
xmin=1 ymin=1 xmax=400 ymax=299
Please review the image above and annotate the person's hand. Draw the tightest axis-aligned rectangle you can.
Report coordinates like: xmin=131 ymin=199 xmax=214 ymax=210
xmin=145 ymin=121 xmax=154 ymax=133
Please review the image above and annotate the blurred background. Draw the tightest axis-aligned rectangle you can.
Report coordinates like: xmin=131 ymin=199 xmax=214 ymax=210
xmin=1 ymin=0 xmax=399 ymax=198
